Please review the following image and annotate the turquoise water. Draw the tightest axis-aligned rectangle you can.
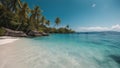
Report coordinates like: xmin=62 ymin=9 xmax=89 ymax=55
xmin=29 ymin=33 xmax=120 ymax=68
xmin=0 ymin=33 xmax=120 ymax=68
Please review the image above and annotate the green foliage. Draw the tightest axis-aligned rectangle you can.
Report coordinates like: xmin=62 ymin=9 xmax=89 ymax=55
xmin=50 ymin=28 xmax=57 ymax=33
xmin=57 ymin=28 xmax=74 ymax=33
xmin=49 ymin=27 xmax=74 ymax=33
xmin=0 ymin=5 xmax=17 ymax=29
xmin=0 ymin=28 xmax=6 ymax=36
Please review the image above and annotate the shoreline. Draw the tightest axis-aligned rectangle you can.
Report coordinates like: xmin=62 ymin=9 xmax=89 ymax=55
xmin=0 ymin=36 xmax=19 ymax=45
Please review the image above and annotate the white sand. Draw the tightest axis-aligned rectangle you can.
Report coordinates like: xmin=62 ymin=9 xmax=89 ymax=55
xmin=0 ymin=36 xmax=19 ymax=45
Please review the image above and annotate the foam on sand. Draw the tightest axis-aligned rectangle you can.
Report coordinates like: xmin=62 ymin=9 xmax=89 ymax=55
xmin=0 ymin=36 xmax=19 ymax=45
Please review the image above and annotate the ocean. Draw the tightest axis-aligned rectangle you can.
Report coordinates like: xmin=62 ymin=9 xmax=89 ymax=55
xmin=0 ymin=32 xmax=120 ymax=68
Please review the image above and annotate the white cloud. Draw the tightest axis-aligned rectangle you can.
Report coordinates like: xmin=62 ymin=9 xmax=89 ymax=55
xmin=77 ymin=24 xmax=120 ymax=32
xmin=112 ymin=24 xmax=120 ymax=30
xmin=92 ymin=4 xmax=96 ymax=8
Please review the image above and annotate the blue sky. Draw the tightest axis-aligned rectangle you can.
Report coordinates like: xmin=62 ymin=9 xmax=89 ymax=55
xmin=23 ymin=0 xmax=120 ymax=31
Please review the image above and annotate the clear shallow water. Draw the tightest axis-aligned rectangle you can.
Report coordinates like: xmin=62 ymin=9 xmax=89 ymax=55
xmin=0 ymin=33 xmax=120 ymax=68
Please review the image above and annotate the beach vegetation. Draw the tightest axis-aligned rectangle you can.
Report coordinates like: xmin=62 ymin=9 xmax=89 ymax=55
xmin=0 ymin=27 xmax=6 ymax=36
xmin=0 ymin=0 xmax=75 ymax=37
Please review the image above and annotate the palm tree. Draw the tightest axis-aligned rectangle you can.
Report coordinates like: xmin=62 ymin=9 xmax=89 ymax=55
xmin=34 ymin=6 xmax=41 ymax=18
xmin=55 ymin=17 xmax=61 ymax=27
xmin=0 ymin=0 xmax=22 ymax=12
xmin=0 ymin=0 xmax=11 ymax=10
xmin=28 ymin=6 xmax=41 ymax=30
xmin=16 ymin=2 xmax=29 ymax=30
xmin=17 ymin=0 xmax=22 ymax=8
xmin=11 ymin=0 xmax=22 ymax=12
xmin=27 ymin=13 xmax=35 ymax=31
xmin=41 ymin=16 xmax=46 ymax=26
xmin=45 ymin=20 xmax=50 ymax=26
xmin=66 ymin=25 xmax=69 ymax=29
xmin=34 ymin=6 xmax=41 ymax=29
xmin=0 ymin=3 xmax=15 ymax=28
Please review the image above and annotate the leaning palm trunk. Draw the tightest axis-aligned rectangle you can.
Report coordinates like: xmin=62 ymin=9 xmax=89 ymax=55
xmin=17 ymin=0 xmax=22 ymax=8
